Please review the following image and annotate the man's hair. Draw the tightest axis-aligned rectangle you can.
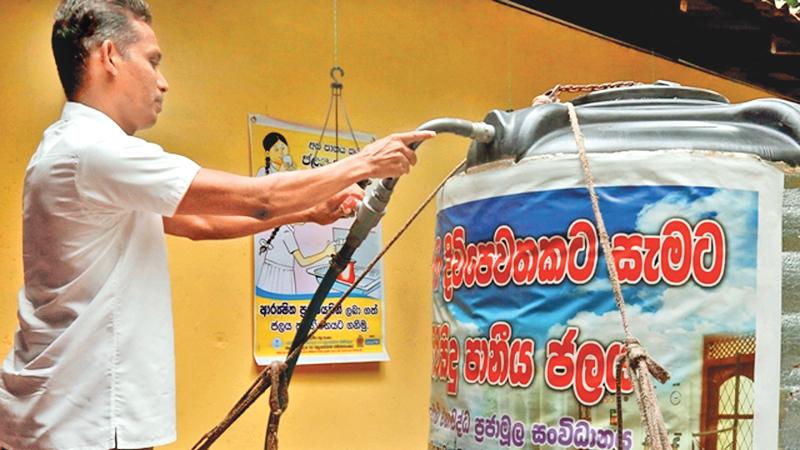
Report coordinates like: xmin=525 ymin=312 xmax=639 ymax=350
xmin=52 ymin=0 xmax=152 ymax=99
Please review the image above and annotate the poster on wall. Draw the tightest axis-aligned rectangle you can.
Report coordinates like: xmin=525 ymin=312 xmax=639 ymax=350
xmin=429 ymin=151 xmax=782 ymax=450
xmin=249 ymin=114 xmax=389 ymax=365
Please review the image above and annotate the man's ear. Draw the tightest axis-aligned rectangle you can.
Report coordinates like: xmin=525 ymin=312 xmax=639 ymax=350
xmin=98 ymin=39 xmax=121 ymax=76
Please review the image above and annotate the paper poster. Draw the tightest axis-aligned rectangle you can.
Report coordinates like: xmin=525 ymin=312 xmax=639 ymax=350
xmin=429 ymin=151 xmax=782 ymax=450
xmin=249 ymin=114 xmax=389 ymax=365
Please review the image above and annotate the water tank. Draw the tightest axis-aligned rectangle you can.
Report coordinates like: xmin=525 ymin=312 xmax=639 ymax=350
xmin=429 ymin=82 xmax=800 ymax=450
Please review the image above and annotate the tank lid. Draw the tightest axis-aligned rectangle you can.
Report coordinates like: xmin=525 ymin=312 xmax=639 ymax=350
xmin=570 ymin=80 xmax=729 ymax=106
xmin=465 ymin=81 xmax=800 ymax=169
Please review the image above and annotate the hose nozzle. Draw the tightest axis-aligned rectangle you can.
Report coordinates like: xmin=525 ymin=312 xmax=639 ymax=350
xmin=345 ymin=118 xmax=496 ymax=250
xmin=413 ymin=118 xmax=496 ymax=145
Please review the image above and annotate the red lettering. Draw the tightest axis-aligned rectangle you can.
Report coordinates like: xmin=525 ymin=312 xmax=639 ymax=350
xmin=693 ymin=220 xmax=726 ymax=286
xmin=463 ymin=243 xmax=478 ymax=288
xmin=436 ymin=218 xmax=725 ymax=299
xmin=432 ymin=237 xmax=442 ymax=291
xmin=493 ymin=226 xmax=515 ymax=286
xmin=575 ymin=341 xmax=606 ymax=406
xmin=567 ymin=219 xmax=598 ymax=283
xmin=604 ymin=342 xmax=633 ymax=394
xmin=463 ymin=335 xmax=489 ymax=384
xmin=642 ymin=236 xmax=661 ymax=284
xmin=661 ymin=219 xmax=693 ymax=285
xmin=545 ymin=327 xmax=634 ymax=406
xmin=545 ymin=327 xmax=578 ymax=390
xmin=432 ymin=322 xmax=460 ymax=395
xmin=612 ymin=234 xmax=644 ymax=283
xmin=476 ymin=242 xmax=495 ymax=287
xmin=452 ymin=227 xmax=466 ymax=291
xmin=462 ymin=321 xmax=535 ymax=388
xmin=538 ymin=236 xmax=568 ymax=284
xmin=443 ymin=231 xmax=454 ymax=301
xmin=512 ymin=237 xmax=538 ymax=285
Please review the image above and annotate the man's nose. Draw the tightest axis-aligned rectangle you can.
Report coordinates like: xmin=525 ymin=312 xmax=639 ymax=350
xmin=158 ymin=71 xmax=169 ymax=93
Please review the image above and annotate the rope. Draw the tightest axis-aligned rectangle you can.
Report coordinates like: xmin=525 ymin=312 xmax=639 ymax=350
xmin=265 ymin=361 xmax=289 ymax=450
xmin=192 ymin=158 xmax=467 ymax=450
xmin=615 ymin=357 xmax=625 ymax=450
xmin=563 ymin=100 xmax=672 ymax=450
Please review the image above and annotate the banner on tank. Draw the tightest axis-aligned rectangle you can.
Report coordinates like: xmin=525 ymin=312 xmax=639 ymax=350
xmin=429 ymin=151 xmax=782 ymax=450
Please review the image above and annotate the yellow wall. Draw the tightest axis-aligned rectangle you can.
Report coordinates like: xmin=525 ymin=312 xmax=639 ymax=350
xmin=0 ymin=1 xmax=775 ymax=449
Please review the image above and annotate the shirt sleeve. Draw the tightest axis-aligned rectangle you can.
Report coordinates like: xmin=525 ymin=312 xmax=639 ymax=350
xmin=75 ymin=137 xmax=201 ymax=217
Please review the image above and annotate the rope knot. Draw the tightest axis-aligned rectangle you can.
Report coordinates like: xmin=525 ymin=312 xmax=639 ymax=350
xmin=625 ymin=338 xmax=670 ymax=384
xmin=625 ymin=338 xmax=647 ymax=366
xmin=532 ymin=94 xmax=556 ymax=106
xmin=268 ymin=361 xmax=289 ymax=416
xmin=266 ymin=361 xmax=289 ymax=450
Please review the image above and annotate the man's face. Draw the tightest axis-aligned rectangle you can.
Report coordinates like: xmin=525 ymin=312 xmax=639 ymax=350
xmin=115 ymin=19 xmax=168 ymax=133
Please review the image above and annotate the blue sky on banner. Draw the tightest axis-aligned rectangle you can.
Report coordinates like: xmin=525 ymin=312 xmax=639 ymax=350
xmin=434 ymin=185 xmax=759 ymax=380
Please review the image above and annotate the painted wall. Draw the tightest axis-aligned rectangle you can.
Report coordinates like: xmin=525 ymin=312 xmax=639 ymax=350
xmin=0 ymin=1 xmax=777 ymax=449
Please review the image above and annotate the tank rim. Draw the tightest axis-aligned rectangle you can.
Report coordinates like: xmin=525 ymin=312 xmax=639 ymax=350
xmin=570 ymin=83 xmax=729 ymax=107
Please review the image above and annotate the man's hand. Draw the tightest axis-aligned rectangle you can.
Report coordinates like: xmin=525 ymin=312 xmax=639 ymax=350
xmin=172 ymin=130 xmax=435 ymax=226
xmin=308 ymin=184 xmax=365 ymax=225
xmin=352 ymin=131 xmax=436 ymax=179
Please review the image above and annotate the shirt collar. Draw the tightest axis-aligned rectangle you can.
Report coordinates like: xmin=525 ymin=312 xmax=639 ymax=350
xmin=60 ymin=101 xmax=127 ymax=135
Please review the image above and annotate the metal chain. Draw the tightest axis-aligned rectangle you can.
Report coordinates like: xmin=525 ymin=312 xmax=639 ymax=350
xmin=534 ymin=81 xmax=640 ymax=105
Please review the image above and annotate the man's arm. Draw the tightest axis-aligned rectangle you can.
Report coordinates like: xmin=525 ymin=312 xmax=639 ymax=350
xmin=173 ymin=131 xmax=431 ymax=219
xmin=164 ymin=213 xmax=304 ymax=240
xmin=164 ymin=183 xmax=363 ymax=240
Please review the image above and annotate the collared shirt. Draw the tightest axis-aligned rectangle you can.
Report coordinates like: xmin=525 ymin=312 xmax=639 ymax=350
xmin=0 ymin=102 xmax=201 ymax=450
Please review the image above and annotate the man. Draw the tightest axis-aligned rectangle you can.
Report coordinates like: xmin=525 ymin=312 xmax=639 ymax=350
xmin=0 ymin=1 xmax=433 ymax=449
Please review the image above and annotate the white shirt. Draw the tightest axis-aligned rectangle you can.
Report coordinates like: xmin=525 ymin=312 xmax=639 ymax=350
xmin=0 ymin=102 xmax=200 ymax=450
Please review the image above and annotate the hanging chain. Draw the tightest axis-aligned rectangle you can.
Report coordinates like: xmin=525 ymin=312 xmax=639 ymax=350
xmin=314 ymin=69 xmax=361 ymax=164
xmin=333 ymin=0 xmax=338 ymax=68
xmin=312 ymin=0 xmax=361 ymax=166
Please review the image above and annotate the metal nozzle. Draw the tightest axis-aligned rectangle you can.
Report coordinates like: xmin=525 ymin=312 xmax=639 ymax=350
xmin=346 ymin=117 xmax=496 ymax=250
xmin=414 ymin=118 xmax=496 ymax=144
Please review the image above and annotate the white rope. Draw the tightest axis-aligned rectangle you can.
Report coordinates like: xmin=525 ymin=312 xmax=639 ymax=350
xmin=564 ymin=102 xmax=672 ymax=450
